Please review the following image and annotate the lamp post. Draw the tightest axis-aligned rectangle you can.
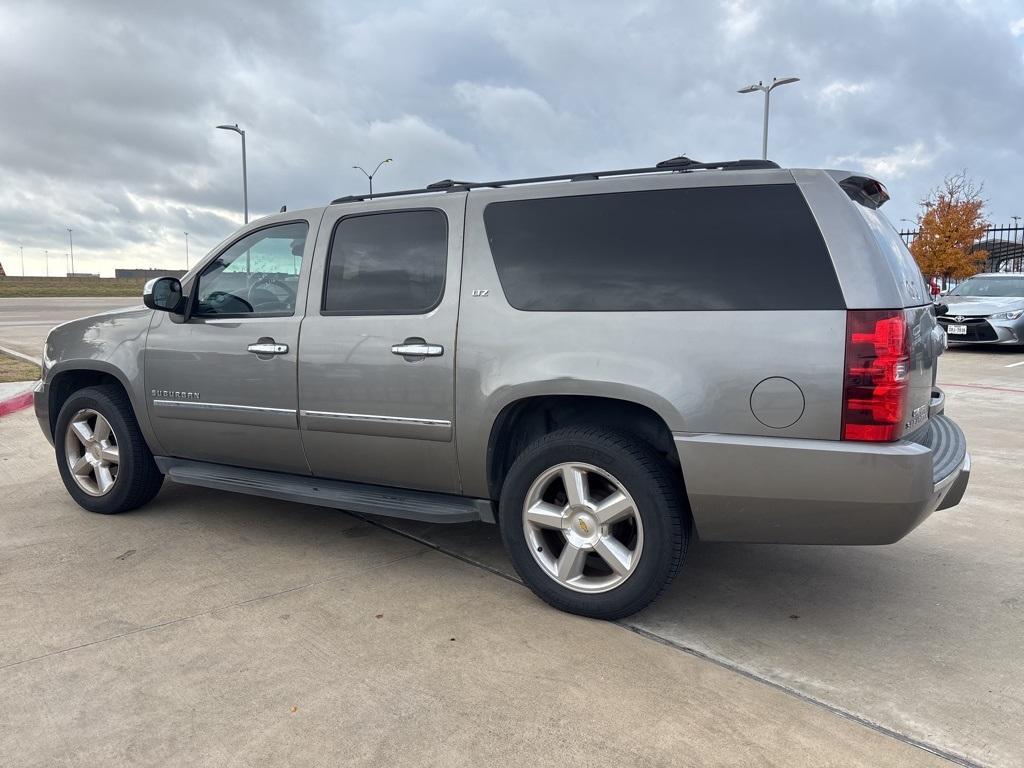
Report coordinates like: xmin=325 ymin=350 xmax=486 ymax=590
xmin=184 ymin=231 xmax=190 ymax=269
xmin=19 ymin=244 xmax=24 ymax=276
xmin=737 ymin=76 xmax=800 ymax=160
xmin=67 ymin=228 xmax=75 ymax=275
xmin=44 ymin=249 xmax=49 ymax=277
xmin=352 ymin=158 xmax=392 ymax=197
xmin=216 ymin=123 xmax=248 ymax=224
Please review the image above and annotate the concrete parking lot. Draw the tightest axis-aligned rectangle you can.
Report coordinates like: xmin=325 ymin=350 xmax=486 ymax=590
xmin=2 ymin=298 xmax=1022 ymax=767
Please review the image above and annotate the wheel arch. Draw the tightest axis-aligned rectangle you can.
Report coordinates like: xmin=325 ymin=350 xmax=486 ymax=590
xmin=484 ymin=394 xmax=681 ymax=503
xmin=47 ymin=361 xmax=161 ymax=454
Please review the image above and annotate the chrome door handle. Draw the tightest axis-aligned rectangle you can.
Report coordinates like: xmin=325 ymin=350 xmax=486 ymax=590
xmin=391 ymin=342 xmax=444 ymax=357
xmin=247 ymin=342 xmax=288 ymax=355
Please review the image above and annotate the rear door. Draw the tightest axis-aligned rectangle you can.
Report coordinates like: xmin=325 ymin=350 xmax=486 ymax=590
xmin=297 ymin=195 xmax=466 ymax=493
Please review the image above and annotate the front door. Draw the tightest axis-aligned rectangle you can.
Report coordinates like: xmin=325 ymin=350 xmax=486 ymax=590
xmin=298 ymin=195 xmax=465 ymax=493
xmin=145 ymin=217 xmax=320 ymax=474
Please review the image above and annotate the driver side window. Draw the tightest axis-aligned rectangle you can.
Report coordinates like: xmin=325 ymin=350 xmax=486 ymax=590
xmin=195 ymin=221 xmax=309 ymax=316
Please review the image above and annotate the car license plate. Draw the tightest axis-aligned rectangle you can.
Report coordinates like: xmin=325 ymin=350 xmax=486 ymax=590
xmin=948 ymin=324 xmax=967 ymax=335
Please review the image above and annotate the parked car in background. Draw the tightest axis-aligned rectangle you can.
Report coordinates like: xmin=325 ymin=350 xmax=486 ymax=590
xmin=34 ymin=157 xmax=970 ymax=619
xmin=938 ymin=273 xmax=1024 ymax=345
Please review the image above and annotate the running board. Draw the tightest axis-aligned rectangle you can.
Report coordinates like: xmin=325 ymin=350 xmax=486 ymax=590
xmin=155 ymin=457 xmax=494 ymax=524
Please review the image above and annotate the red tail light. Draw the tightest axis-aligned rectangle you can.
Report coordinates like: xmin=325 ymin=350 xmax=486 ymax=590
xmin=842 ymin=309 xmax=910 ymax=441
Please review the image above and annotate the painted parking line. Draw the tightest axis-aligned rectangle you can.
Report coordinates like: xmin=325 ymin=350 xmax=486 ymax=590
xmin=944 ymin=382 xmax=1024 ymax=394
xmin=1005 ymin=360 xmax=1024 ymax=368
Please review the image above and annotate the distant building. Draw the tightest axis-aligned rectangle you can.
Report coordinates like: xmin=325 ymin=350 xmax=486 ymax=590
xmin=68 ymin=272 xmax=100 ymax=278
xmin=114 ymin=268 xmax=187 ymax=280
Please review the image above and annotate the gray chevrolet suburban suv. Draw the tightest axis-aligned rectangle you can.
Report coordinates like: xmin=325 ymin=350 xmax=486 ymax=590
xmin=35 ymin=157 xmax=970 ymax=619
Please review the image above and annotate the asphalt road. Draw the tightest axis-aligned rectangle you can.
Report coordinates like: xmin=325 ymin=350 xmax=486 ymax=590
xmin=0 ymin=296 xmax=139 ymax=360
xmin=2 ymin=297 xmax=1022 ymax=766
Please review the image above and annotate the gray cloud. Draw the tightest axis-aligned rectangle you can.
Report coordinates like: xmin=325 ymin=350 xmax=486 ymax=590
xmin=1 ymin=0 xmax=1022 ymax=275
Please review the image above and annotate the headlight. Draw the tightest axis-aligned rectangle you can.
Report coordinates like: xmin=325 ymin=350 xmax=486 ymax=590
xmin=989 ymin=309 xmax=1024 ymax=320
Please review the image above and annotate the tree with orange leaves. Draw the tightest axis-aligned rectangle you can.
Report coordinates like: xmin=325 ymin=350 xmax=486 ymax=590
xmin=909 ymin=171 xmax=989 ymax=285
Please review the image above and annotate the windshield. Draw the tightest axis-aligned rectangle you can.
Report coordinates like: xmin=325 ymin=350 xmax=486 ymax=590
xmin=950 ymin=276 xmax=1024 ymax=298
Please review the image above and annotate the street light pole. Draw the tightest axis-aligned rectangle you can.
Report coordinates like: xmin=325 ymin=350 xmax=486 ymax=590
xmin=216 ymin=123 xmax=249 ymax=224
xmin=67 ymin=228 xmax=75 ymax=275
xmin=184 ymin=231 xmax=190 ymax=269
xmin=737 ymin=76 xmax=800 ymax=160
xmin=761 ymin=87 xmax=771 ymax=161
xmin=19 ymin=244 xmax=24 ymax=276
xmin=44 ymin=249 xmax=49 ymax=277
xmin=352 ymin=158 xmax=393 ymax=197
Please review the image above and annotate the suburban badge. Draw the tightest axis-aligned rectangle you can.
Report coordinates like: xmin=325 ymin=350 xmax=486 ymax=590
xmin=151 ymin=389 xmax=201 ymax=400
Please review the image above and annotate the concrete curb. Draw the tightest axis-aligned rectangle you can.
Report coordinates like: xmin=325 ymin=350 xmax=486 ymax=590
xmin=0 ymin=345 xmax=42 ymax=418
xmin=0 ymin=344 xmax=42 ymax=366
xmin=0 ymin=383 xmax=36 ymax=418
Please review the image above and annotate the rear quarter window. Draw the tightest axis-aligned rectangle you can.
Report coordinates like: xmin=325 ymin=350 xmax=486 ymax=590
xmin=483 ymin=184 xmax=844 ymax=311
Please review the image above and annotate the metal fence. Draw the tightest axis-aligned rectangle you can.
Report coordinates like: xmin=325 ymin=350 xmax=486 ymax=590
xmin=898 ymin=222 xmax=1024 ymax=274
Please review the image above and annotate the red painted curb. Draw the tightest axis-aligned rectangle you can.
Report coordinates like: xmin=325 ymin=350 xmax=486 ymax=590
xmin=0 ymin=390 xmax=33 ymax=417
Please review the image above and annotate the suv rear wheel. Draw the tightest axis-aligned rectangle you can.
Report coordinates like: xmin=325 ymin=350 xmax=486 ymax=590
xmin=55 ymin=385 xmax=163 ymax=514
xmin=498 ymin=426 xmax=689 ymax=619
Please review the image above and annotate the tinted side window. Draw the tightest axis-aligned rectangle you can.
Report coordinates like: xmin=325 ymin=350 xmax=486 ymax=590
xmin=195 ymin=221 xmax=308 ymax=316
xmin=323 ymin=209 xmax=447 ymax=314
xmin=484 ymin=184 xmax=844 ymax=311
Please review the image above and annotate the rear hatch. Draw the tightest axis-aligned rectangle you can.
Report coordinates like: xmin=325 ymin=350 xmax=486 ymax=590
xmin=835 ymin=176 xmax=939 ymax=442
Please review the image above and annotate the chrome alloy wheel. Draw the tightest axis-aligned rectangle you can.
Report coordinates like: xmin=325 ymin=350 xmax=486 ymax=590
xmin=522 ymin=462 xmax=644 ymax=594
xmin=64 ymin=409 xmax=120 ymax=497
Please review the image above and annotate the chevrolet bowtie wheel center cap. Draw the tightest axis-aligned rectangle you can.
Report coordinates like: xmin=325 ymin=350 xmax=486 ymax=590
xmin=568 ymin=509 xmax=599 ymax=545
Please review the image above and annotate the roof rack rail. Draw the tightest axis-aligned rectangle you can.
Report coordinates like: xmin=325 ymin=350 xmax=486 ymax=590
xmin=655 ymin=156 xmax=779 ymax=171
xmin=426 ymin=179 xmax=475 ymax=189
xmin=329 ymin=157 xmax=781 ymax=205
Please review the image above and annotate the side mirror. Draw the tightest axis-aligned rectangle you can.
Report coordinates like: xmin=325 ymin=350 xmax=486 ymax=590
xmin=143 ymin=277 xmax=184 ymax=313
xmin=935 ymin=303 xmax=949 ymax=316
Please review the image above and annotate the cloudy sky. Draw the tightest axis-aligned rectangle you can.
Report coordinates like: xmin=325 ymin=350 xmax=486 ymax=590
xmin=1 ymin=0 xmax=1023 ymax=276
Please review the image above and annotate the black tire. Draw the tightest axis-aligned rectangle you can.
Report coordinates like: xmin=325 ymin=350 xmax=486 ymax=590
xmin=498 ymin=426 xmax=689 ymax=620
xmin=54 ymin=384 xmax=163 ymax=514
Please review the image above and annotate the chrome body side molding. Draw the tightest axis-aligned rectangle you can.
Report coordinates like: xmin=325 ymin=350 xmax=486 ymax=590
xmin=151 ymin=399 xmax=297 ymax=429
xmin=299 ymin=409 xmax=453 ymax=442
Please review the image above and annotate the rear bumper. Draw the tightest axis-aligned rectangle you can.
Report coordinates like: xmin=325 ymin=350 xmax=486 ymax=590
xmin=674 ymin=414 xmax=969 ymax=544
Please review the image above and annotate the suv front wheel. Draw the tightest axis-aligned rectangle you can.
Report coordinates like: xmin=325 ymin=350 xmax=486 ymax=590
xmin=54 ymin=385 xmax=164 ymax=514
xmin=498 ymin=426 xmax=689 ymax=619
